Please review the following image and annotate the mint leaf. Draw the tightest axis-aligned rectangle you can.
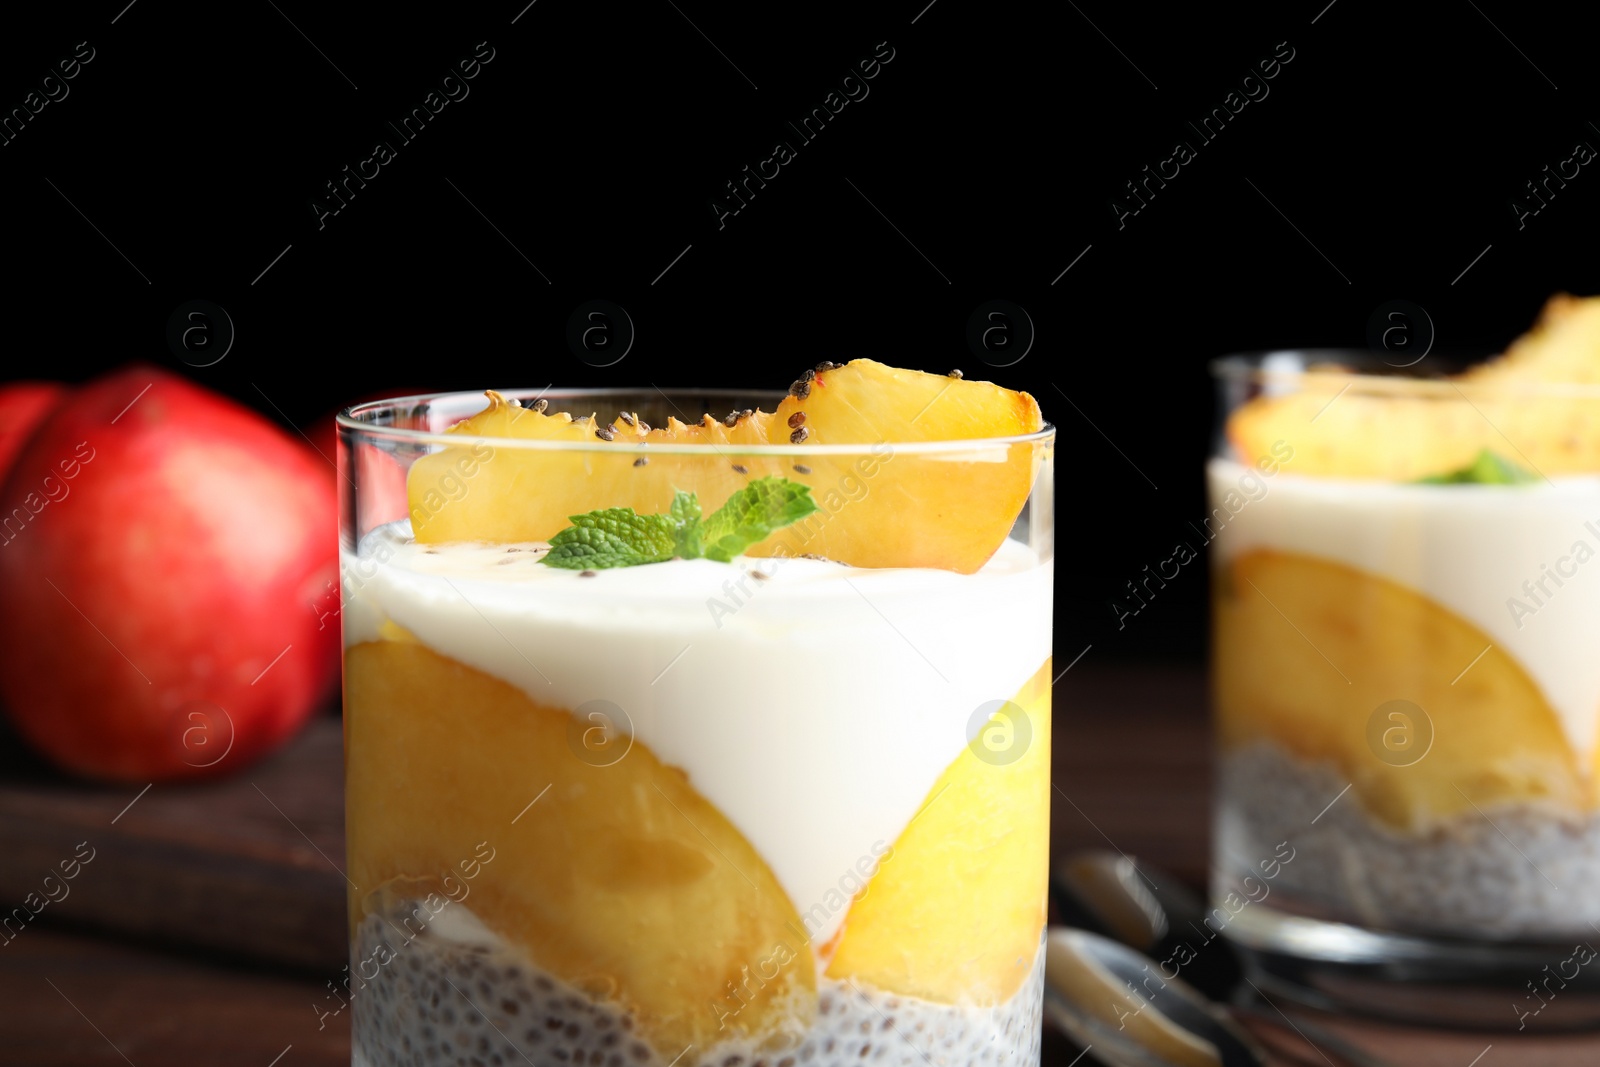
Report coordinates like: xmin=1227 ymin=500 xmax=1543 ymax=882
xmin=1415 ymin=449 xmax=1538 ymax=485
xmin=543 ymin=508 xmax=677 ymax=569
xmin=541 ymin=478 xmax=816 ymax=569
xmin=669 ymin=490 xmax=703 ymax=559
xmin=701 ymin=477 xmax=818 ymax=563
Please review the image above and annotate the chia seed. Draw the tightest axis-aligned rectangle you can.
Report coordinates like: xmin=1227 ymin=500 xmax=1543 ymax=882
xmin=349 ymin=907 xmax=1043 ymax=1067
xmin=1217 ymin=740 xmax=1600 ymax=938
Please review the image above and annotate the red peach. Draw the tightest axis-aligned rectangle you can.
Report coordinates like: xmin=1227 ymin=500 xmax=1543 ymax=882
xmin=0 ymin=366 xmax=338 ymax=782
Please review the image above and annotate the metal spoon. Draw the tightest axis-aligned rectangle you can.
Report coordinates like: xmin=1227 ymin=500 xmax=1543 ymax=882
xmin=1051 ymin=850 xmax=1241 ymax=1001
xmin=1044 ymin=926 xmax=1267 ymax=1067
xmin=1050 ymin=850 xmax=1393 ymax=1067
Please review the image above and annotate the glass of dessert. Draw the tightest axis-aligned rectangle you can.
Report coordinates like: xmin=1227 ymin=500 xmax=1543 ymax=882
xmin=1209 ymin=296 xmax=1600 ymax=1026
xmin=337 ymin=360 xmax=1055 ymax=1067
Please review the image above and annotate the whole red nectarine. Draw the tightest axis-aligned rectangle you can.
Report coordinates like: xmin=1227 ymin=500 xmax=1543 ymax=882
xmin=0 ymin=366 xmax=338 ymax=781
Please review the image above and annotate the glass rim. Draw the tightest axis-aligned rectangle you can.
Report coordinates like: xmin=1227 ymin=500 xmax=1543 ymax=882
xmin=1211 ymin=350 xmax=1600 ymax=399
xmin=337 ymin=387 xmax=1057 ymax=456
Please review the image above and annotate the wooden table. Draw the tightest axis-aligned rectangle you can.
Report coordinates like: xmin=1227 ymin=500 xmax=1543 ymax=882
xmin=1 ymin=663 xmax=1596 ymax=1066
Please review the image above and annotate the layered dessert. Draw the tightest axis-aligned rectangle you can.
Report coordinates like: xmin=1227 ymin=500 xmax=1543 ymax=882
xmin=1211 ymin=295 xmax=1600 ymax=939
xmin=340 ymin=361 xmax=1054 ymax=1067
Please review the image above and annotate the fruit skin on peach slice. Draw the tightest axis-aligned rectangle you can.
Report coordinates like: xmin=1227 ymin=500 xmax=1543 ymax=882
xmin=344 ymin=638 xmax=816 ymax=1056
xmin=1214 ymin=550 xmax=1584 ymax=829
xmin=405 ymin=360 xmax=1045 ymax=573
xmin=825 ymin=658 xmax=1051 ymax=1003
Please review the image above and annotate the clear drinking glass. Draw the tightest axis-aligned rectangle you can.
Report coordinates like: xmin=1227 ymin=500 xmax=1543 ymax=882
xmin=338 ymin=387 xmax=1055 ymax=1067
xmin=1209 ymin=353 xmax=1600 ymax=1026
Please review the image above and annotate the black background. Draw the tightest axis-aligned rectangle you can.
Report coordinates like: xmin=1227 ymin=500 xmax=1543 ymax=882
xmin=4 ymin=0 xmax=1596 ymax=664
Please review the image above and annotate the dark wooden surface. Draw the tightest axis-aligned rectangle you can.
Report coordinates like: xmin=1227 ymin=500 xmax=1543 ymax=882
xmin=0 ymin=711 xmax=347 ymax=971
xmin=1 ymin=663 xmax=1597 ymax=1066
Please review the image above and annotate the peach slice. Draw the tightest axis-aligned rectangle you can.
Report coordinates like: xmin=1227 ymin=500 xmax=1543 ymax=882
xmin=1225 ymin=379 xmax=1599 ymax=480
xmin=1213 ymin=550 xmax=1584 ymax=828
xmin=1226 ymin=294 xmax=1600 ymax=480
xmin=1463 ymin=293 xmax=1600 ymax=386
xmin=826 ymin=659 xmax=1052 ymax=1002
xmin=405 ymin=360 xmax=1045 ymax=572
xmin=344 ymin=638 xmax=815 ymax=1056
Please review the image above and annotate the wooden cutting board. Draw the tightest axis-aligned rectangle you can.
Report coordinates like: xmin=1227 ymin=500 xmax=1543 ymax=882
xmin=0 ymin=712 xmax=347 ymax=971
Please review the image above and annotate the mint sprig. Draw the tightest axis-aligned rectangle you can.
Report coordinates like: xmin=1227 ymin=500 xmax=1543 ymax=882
xmin=542 ymin=477 xmax=817 ymax=569
xmin=1415 ymin=449 xmax=1538 ymax=485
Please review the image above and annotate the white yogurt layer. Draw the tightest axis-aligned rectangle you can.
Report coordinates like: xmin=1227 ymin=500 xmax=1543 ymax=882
xmin=1208 ymin=458 xmax=1600 ymax=757
xmin=343 ymin=525 xmax=1053 ymax=944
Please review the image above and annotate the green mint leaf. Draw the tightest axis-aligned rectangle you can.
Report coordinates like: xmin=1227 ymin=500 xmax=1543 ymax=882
xmin=669 ymin=490 xmax=703 ymax=559
xmin=701 ymin=477 xmax=819 ymax=562
xmin=542 ymin=508 xmax=677 ymax=569
xmin=1415 ymin=448 xmax=1538 ymax=485
xmin=540 ymin=479 xmax=815 ymax=569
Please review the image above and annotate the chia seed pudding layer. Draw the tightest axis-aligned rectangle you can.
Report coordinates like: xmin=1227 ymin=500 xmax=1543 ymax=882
xmin=1215 ymin=741 xmax=1600 ymax=940
xmin=349 ymin=909 xmax=1044 ymax=1067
